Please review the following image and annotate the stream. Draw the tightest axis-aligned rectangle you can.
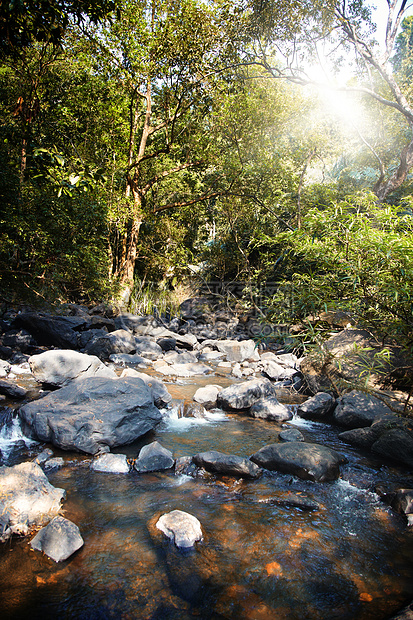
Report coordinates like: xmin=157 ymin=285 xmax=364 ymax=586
xmin=1 ymin=372 xmax=413 ymax=619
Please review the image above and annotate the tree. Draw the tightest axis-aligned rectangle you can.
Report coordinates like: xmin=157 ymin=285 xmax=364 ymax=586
xmin=249 ymin=0 xmax=413 ymax=201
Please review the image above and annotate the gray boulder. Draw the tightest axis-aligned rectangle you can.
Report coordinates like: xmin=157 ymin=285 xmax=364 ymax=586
xmin=164 ymin=350 xmax=198 ymax=364
xmin=371 ymin=429 xmax=413 ymax=468
xmin=153 ymin=361 xmax=212 ymax=377
xmin=338 ymin=427 xmax=379 ymax=450
xmin=215 ymin=339 xmax=257 ymax=362
xmin=333 ymin=390 xmax=395 ymax=428
xmin=193 ymin=384 xmax=222 ymax=409
xmin=31 ymin=516 xmax=84 ymax=562
xmin=217 ymin=378 xmax=276 ymax=410
xmin=0 ymin=379 xmax=27 ymax=399
xmin=193 ymin=450 xmax=262 ymax=479
xmin=120 ymin=368 xmax=172 ymax=408
xmin=29 ymin=349 xmax=116 ymax=387
xmin=91 ymin=453 xmax=130 ymax=473
xmin=249 ymin=397 xmax=292 ymax=422
xmin=297 ymin=392 xmax=336 ymax=419
xmin=19 ymin=376 xmax=162 ymax=455
xmin=134 ymin=441 xmax=174 ymax=472
xmin=0 ymin=462 xmax=65 ymax=542
xmin=14 ymin=312 xmax=86 ymax=349
xmin=109 ymin=353 xmax=147 ymax=366
xmin=250 ymin=442 xmax=343 ymax=482
xmin=156 ymin=510 xmax=203 ymax=548
xmin=84 ymin=329 xmax=137 ymax=359
xmin=133 ymin=336 xmax=163 ymax=359
xmin=279 ymin=428 xmax=305 ymax=442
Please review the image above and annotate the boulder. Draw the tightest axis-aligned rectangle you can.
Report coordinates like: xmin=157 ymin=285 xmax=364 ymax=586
xmin=333 ymin=390 xmax=395 ymax=428
xmin=249 ymin=397 xmax=292 ymax=422
xmin=260 ymin=360 xmax=287 ymax=380
xmin=0 ymin=379 xmax=27 ymax=399
xmin=2 ymin=329 xmax=36 ymax=352
xmin=152 ymin=328 xmax=198 ymax=350
xmin=91 ymin=453 xmax=130 ymax=473
xmin=14 ymin=312 xmax=85 ymax=349
xmin=164 ymin=350 xmax=198 ymax=364
xmin=371 ymin=429 xmax=413 ymax=468
xmin=157 ymin=337 xmax=177 ymax=351
xmin=44 ymin=457 xmax=64 ymax=470
xmin=134 ymin=441 xmax=174 ymax=472
xmin=29 ymin=349 xmax=116 ymax=387
xmin=156 ymin=510 xmax=203 ymax=548
xmin=19 ymin=376 xmax=162 ymax=455
xmin=153 ymin=361 xmax=212 ymax=377
xmin=297 ymin=392 xmax=336 ymax=420
xmin=250 ymin=442 xmax=343 ymax=482
xmin=120 ymin=368 xmax=172 ymax=408
xmin=389 ymin=489 xmax=413 ymax=521
xmin=279 ymin=428 xmax=305 ymax=442
xmin=215 ymin=339 xmax=257 ymax=363
xmin=0 ymin=462 xmax=65 ymax=542
xmin=193 ymin=385 xmax=222 ymax=409
xmin=109 ymin=353 xmax=147 ymax=366
xmin=193 ymin=450 xmax=262 ymax=479
xmin=84 ymin=329 xmax=137 ymax=359
xmin=338 ymin=427 xmax=379 ymax=450
xmin=133 ymin=336 xmax=163 ymax=359
xmin=217 ymin=378 xmax=276 ymax=410
xmin=31 ymin=516 xmax=84 ymax=562
xmin=114 ymin=314 xmax=155 ymax=335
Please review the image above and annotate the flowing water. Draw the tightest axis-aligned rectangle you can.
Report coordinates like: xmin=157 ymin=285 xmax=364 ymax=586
xmin=1 ymin=375 xmax=413 ymax=620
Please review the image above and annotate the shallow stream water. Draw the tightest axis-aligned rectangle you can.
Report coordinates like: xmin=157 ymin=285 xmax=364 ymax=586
xmin=1 ymin=372 xmax=413 ymax=620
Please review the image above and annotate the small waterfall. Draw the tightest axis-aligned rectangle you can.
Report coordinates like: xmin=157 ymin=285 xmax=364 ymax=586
xmin=0 ymin=410 xmax=37 ymax=463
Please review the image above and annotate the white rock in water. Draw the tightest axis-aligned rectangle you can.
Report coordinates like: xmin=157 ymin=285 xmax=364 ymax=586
xmin=156 ymin=510 xmax=203 ymax=548
xmin=91 ymin=453 xmax=129 ymax=473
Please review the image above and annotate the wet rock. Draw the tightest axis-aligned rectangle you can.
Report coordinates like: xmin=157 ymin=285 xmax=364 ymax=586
xmin=297 ymin=392 xmax=336 ymax=419
xmin=0 ymin=462 xmax=65 ymax=542
xmin=14 ymin=313 xmax=85 ymax=349
xmin=135 ymin=441 xmax=174 ymax=473
xmin=333 ymin=390 xmax=395 ymax=428
xmin=258 ymin=492 xmax=319 ymax=511
xmin=193 ymin=450 xmax=262 ymax=479
xmin=249 ymin=396 xmax=292 ymax=422
xmin=388 ymin=489 xmax=413 ymax=521
xmin=215 ymin=339 xmax=257 ymax=363
xmin=371 ymin=428 xmax=413 ymax=468
xmin=0 ymin=379 xmax=27 ymax=399
xmin=19 ymin=376 xmax=162 ymax=455
xmin=175 ymin=456 xmax=197 ymax=476
xmin=0 ymin=360 xmax=10 ymax=377
xmin=183 ymin=403 xmax=208 ymax=418
xmin=217 ymin=377 xmax=276 ymax=411
xmin=193 ymin=384 xmax=222 ymax=409
xmin=156 ymin=509 xmax=203 ymax=548
xmin=338 ymin=427 xmax=379 ymax=450
xmin=31 ymin=516 xmax=84 ymax=562
xmin=279 ymin=428 xmax=305 ymax=442
xmin=120 ymin=368 xmax=172 ymax=408
xmin=250 ymin=442 xmax=343 ymax=482
xmin=91 ymin=453 xmax=129 ymax=473
xmin=33 ymin=447 xmax=54 ymax=465
xmin=84 ymin=329 xmax=137 ymax=360
xmin=44 ymin=457 xmax=64 ymax=470
xmin=29 ymin=349 xmax=116 ymax=387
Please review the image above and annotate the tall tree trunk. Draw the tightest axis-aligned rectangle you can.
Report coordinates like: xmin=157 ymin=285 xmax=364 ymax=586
xmin=375 ymin=136 xmax=413 ymax=201
xmin=117 ymin=191 xmax=143 ymax=306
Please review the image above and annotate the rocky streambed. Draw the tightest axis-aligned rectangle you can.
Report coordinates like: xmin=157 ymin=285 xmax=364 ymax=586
xmin=0 ymin=301 xmax=412 ymax=619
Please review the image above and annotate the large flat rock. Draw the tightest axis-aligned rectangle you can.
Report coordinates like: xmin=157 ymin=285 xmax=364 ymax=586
xmin=19 ymin=376 xmax=162 ymax=454
xmin=250 ymin=442 xmax=343 ymax=482
xmin=29 ymin=349 xmax=116 ymax=387
xmin=217 ymin=378 xmax=276 ymax=410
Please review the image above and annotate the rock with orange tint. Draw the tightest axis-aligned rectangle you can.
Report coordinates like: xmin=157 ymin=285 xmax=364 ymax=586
xmin=265 ymin=561 xmax=283 ymax=577
xmin=250 ymin=441 xmax=343 ymax=482
xmin=0 ymin=462 xmax=65 ymax=542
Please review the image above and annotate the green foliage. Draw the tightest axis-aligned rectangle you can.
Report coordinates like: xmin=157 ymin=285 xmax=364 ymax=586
xmin=263 ymin=191 xmax=413 ymax=351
